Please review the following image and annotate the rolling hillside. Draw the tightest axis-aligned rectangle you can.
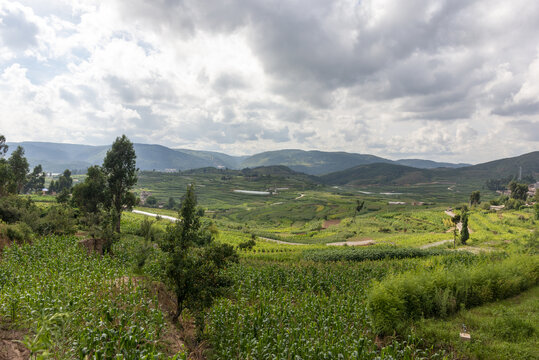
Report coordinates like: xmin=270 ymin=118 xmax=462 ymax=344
xmin=5 ymin=142 xmax=534 ymax=180
xmin=320 ymin=151 xmax=539 ymax=186
xmin=240 ymin=149 xmax=393 ymax=175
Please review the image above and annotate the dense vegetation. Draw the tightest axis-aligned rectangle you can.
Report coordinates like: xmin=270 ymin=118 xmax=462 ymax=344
xmin=1 ymin=133 xmax=538 ymax=359
xmin=303 ymin=246 xmax=452 ymax=262
xmin=0 ymin=236 xmax=170 ymax=358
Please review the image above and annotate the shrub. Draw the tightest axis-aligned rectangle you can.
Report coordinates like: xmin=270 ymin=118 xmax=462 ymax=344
xmin=303 ymin=246 xmax=452 ymax=262
xmin=367 ymin=255 xmax=539 ymax=335
xmin=0 ymin=222 xmax=33 ymax=242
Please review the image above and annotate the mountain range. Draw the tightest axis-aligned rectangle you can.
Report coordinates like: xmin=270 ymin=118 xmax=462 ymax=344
xmin=5 ymin=141 xmax=471 ymax=175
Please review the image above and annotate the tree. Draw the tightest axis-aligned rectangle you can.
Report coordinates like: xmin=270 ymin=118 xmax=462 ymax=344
xmin=469 ymin=191 xmax=480 ymax=206
xmin=450 ymin=212 xmax=461 ymax=248
xmin=508 ymin=181 xmax=528 ymax=201
xmin=8 ymin=146 xmax=29 ymax=194
xmin=145 ymin=196 xmax=158 ymax=207
xmin=71 ymin=165 xmax=108 ymax=213
xmin=460 ymin=207 xmax=469 ymax=245
xmin=56 ymin=169 xmax=73 ymax=192
xmin=24 ymin=165 xmax=45 ymax=193
xmin=161 ymin=185 xmax=238 ymax=334
xmin=0 ymin=159 xmax=12 ymax=196
xmin=0 ymin=134 xmax=7 ymax=157
xmin=355 ymin=200 xmax=365 ymax=216
xmin=167 ymin=197 xmax=176 ymax=210
xmin=103 ymin=135 xmax=138 ymax=233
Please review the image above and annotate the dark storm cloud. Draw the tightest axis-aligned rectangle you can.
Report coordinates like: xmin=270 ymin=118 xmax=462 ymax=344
xmin=117 ymin=0 xmax=539 ymax=123
xmin=0 ymin=6 xmax=38 ymax=50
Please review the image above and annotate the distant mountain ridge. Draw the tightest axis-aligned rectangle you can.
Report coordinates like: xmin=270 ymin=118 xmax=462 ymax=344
xmin=3 ymin=141 xmax=500 ymax=175
xmin=320 ymin=151 xmax=539 ymax=186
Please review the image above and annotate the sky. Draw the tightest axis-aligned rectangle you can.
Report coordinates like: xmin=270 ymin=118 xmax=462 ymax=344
xmin=0 ymin=0 xmax=538 ymax=164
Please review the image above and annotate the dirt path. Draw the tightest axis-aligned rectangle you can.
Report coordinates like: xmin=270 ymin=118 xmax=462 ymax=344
xmin=295 ymin=193 xmax=305 ymax=200
xmin=420 ymin=239 xmax=453 ymax=249
xmin=258 ymin=237 xmax=307 ymax=246
xmin=444 ymin=210 xmax=456 ymax=217
xmin=132 ymin=210 xmax=179 ymax=222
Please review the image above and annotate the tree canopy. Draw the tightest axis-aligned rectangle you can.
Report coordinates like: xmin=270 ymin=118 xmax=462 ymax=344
xmin=160 ymin=185 xmax=238 ymax=334
xmin=103 ymin=135 xmax=138 ymax=233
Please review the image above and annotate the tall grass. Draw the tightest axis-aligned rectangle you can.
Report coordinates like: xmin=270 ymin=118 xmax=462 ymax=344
xmin=367 ymin=255 xmax=539 ymax=335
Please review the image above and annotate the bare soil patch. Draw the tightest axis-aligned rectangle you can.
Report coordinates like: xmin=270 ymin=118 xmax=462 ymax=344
xmin=322 ymin=219 xmax=341 ymax=229
xmin=0 ymin=320 xmax=29 ymax=360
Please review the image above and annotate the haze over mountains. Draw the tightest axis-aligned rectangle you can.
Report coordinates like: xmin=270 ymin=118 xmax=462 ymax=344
xmin=6 ymin=141 xmax=472 ymax=175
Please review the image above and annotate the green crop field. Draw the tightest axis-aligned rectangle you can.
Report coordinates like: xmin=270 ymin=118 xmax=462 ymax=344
xmin=2 ymin=167 xmax=538 ymax=359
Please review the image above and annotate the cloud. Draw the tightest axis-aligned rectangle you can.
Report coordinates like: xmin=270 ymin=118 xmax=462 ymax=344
xmin=0 ymin=4 xmax=39 ymax=51
xmin=0 ymin=0 xmax=538 ymax=163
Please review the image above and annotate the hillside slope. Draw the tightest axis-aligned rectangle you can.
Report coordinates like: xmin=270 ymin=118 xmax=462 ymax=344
xmin=240 ymin=149 xmax=393 ymax=175
xmin=321 ymin=151 xmax=539 ymax=186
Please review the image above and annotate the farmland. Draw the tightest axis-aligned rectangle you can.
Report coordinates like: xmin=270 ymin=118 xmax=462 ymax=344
xmin=1 ymin=167 xmax=538 ymax=359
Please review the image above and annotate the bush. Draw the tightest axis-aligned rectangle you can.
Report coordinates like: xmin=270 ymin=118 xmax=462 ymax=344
xmin=303 ymin=246 xmax=452 ymax=262
xmin=0 ymin=222 xmax=33 ymax=242
xmin=0 ymin=195 xmax=38 ymax=223
xmin=367 ymin=255 xmax=539 ymax=335
xmin=36 ymin=206 xmax=76 ymax=235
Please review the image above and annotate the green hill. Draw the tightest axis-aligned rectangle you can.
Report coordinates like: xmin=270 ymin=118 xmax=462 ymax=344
xmin=320 ymin=163 xmax=432 ymax=185
xmin=395 ymin=159 xmax=470 ymax=169
xmin=240 ymin=149 xmax=393 ymax=175
xmin=321 ymin=151 xmax=539 ymax=186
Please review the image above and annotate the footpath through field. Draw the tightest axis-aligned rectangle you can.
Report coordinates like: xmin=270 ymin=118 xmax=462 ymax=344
xmin=132 ymin=209 xmax=179 ymax=222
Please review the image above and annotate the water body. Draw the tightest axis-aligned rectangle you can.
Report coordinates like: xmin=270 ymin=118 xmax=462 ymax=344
xmin=233 ymin=190 xmax=271 ymax=195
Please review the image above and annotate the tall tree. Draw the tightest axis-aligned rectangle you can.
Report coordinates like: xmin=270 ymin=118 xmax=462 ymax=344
xmin=161 ymin=185 xmax=238 ymax=334
xmin=8 ymin=146 xmax=29 ymax=194
xmin=0 ymin=159 xmax=12 ymax=196
xmin=24 ymin=165 xmax=46 ymax=193
xmin=460 ymin=207 xmax=470 ymax=245
xmin=57 ymin=169 xmax=73 ymax=192
xmin=0 ymin=135 xmax=8 ymax=157
xmin=469 ymin=191 xmax=480 ymax=206
xmin=103 ymin=135 xmax=138 ymax=233
xmin=508 ymin=181 xmax=528 ymax=201
xmin=71 ymin=165 xmax=108 ymax=213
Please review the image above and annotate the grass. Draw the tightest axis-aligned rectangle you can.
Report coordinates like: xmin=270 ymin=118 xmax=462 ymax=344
xmin=416 ymin=286 xmax=539 ymax=360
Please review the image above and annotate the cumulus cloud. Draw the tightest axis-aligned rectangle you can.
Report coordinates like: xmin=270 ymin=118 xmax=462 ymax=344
xmin=0 ymin=0 xmax=538 ymax=163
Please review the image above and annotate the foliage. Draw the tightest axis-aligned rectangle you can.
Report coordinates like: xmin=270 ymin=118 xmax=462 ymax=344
xmin=0 ymin=134 xmax=7 ymax=156
xmin=0 ymin=236 xmax=169 ymax=358
xmin=103 ymin=135 xmax=138 ymax=233
xmin=367 ymin=255 xmax=539 ymax=335
xmin=237 ymin=238 xmax=256 ymax=250
xmin=303 ymin=246 xmax=454 ymax=262
xmin=24 ymin=165 xmax=45 ymax=193
xmin=460 ymin=207 xmax=469 ymax=244
xmin=470 ymin=190 xmax=481 ymax=205
xmin=509 ymin=181 xmax=529 ymax=201
xmin=71 ymin=165 xmax=108 ymax=213
xmin=8 ymin=146 xmax=29 ymax=194
xmin=160 ymin=185 xmax=238 ymax=334
xmin=206 ymin=259 xmax=447 ymax=359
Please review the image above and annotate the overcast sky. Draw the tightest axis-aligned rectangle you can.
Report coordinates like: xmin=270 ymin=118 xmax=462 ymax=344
xmin=0 ymin=0 xmax=538 ymax=163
